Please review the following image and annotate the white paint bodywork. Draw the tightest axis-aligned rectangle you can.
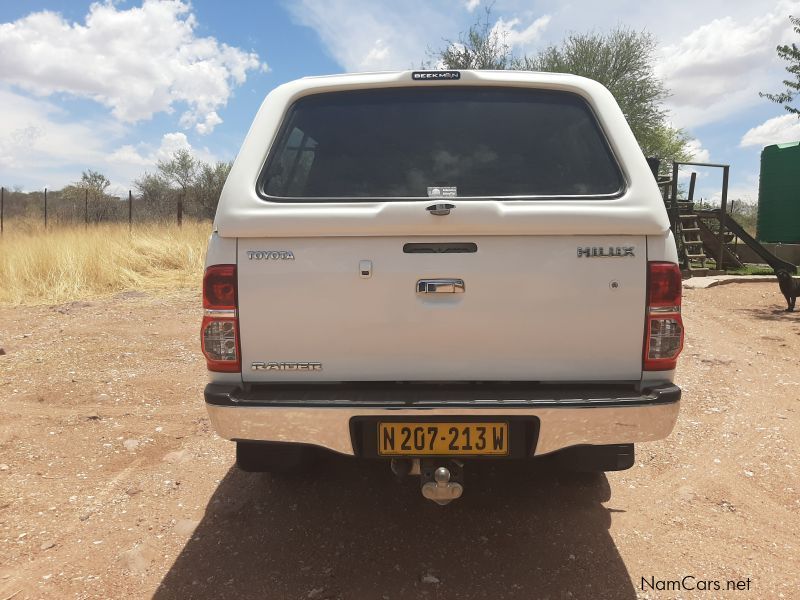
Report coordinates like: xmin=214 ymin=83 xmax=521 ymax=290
xmin=206 ymin=70 xmax=679 ymax=391
xmin=213 ymin=70 xmax=668 ymax=239
xmin=237 ymin=235 xmax=648 ymax=381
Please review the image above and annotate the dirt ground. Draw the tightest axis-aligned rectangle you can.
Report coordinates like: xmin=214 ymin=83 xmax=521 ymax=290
xmin=0 ymin=282 xmax=798 ymax=600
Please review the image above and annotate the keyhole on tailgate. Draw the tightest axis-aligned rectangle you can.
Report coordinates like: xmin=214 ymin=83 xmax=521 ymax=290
xmin=609 ymin=280 xmax=620 ymax=290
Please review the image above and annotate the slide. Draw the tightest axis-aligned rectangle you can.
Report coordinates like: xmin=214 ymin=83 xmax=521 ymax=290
xmin=707 ymin=210 xmax=797 ymax=273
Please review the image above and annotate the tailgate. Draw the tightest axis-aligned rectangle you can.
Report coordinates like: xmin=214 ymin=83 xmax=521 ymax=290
xmin=238 ymin=235 xmax=646 ymax=382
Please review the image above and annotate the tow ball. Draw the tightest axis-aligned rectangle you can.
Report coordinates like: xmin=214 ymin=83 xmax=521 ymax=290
xmin=392 ymin=458 xmax=464 ymax=505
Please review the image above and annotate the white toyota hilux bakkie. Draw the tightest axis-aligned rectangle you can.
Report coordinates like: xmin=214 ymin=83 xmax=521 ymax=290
xmin=201 ymin=69 xmax=684 ymax=504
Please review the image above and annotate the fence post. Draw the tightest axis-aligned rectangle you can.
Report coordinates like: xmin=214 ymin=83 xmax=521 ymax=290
xmin=128 ymin=190 xmax=133 ymax=230
xmin=44 ymin=187 xmax=48 ymax=229
xmin=177 ymin=192 xmax=183 ymax=227
xmin=1 ymin=186 xmax=4 ymax=236
xmin=85 ymin=188 xmax=88 ymax=225
xmin=718 ymin=166 xmax=729 ymax=270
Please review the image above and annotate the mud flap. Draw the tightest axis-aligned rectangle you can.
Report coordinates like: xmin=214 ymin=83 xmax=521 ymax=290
xmin=551 ymin=443 xmax=635 ymax=472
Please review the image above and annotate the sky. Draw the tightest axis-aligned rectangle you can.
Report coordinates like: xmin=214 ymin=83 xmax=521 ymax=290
xmin=1 ymin=0 xmax=799 ymax=203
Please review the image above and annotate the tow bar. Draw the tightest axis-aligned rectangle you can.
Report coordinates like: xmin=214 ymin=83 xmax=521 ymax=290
xmin=391 ymin=458 xmax=465 ymax=505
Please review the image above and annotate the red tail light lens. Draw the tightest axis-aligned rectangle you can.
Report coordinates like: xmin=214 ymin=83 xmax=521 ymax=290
xmin=203 ymin=265 xmax=237 ymax=309
xmin=648 ymin=262 xmax=682 ymax=309
xmin=202 ymin=265 xmax=240 ymax=372
xmin=644 ymin=262 xmax=684 ymax=371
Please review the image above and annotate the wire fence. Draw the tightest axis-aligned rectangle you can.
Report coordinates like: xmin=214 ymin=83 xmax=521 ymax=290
xmin=0 ymin=186 xmax=214 ymax=234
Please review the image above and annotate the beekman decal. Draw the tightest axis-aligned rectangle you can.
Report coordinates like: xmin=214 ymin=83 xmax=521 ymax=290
xmin=412 ymin=71 xmax=461 ymax=81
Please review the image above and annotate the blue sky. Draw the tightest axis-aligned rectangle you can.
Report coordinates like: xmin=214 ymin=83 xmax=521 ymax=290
xmin=1 ymin=0 xmax=799 ymax=203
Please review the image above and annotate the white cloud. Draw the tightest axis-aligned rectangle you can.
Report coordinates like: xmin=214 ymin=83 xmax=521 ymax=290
xmin=491 ymin=15 xmax=551 ymax=50
xmin=106 ymin=144 xmax=152 ymax=168
xmin=363 ymin=39 xmax=391 ymax=66
xmin=676 ymin=139 xmax=710 ymax=191
xmin=288 ymin=0 xmax=449 ymax=71
xmin=0 ymin=86 xmax=219 ymax=192
xmin=109 ymin=132 xmax=215 ymax=168
xmin=685 ymin=138 xmax=711 ymax=163
xmin=0 ymin=1 xmax=264 ymax=134
xmin=103 ymin=132 xmax=218 ymax=195
xmin=656 ymin=1 xmax=800 ymax=128
xmin=710 ymin=184 xmax=758 ymax=204
xmin=290 ymin=1 xmax=552 ymax=72
xmin=0 ymin=86 xmax=142 ymax=191
xmin=740 ymin=114 xmax=800 ymax=148
xmin=0 ymin=88 xmax=112 ymax=172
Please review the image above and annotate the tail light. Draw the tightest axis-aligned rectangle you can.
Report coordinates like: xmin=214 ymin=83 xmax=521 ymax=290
xmin=644 ymin=262 xmax=684 ymax=371
xmin=201 ymin=265 xmax=240 ymax=372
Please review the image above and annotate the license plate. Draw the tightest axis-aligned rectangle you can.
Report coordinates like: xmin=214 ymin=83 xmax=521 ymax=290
xmin=377 ymin=422 xmax=509 ymax=456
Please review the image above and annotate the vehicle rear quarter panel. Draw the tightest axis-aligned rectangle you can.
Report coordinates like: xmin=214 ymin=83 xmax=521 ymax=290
xmin=205 ymin=232 xmax=241 ymax=385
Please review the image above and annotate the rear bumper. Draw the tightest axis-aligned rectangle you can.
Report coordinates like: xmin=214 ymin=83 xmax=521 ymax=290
xmin=204 ymin=382 xmax=680 ymax=456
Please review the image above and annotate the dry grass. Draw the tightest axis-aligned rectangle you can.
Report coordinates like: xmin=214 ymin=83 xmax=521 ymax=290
xmin=0 ymin=221 xmax=210 ymax=305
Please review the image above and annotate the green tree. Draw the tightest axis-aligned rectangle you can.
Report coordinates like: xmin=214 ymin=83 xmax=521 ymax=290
xmin=135 ymin=151 xmax=230 ymax=221
xmin=636 ymin=125 xmax=694 ymax=170
xmin=194 ymin=161 xmax=232 ymax=219
xmin=156 ymin=149 xmax=198 ymax=226
xmin=760 ymin=15 xmax=800 ymax=116
xmin=61 ymin=169 xmax=113 ymax=222
xmin=79 ymin=169 xmax=111 ymax=196
xmin=429 ymin=11 xmax=695 ymax=169
xmin=157 ymin=149 xmax=197 ymax=198
xmin=730 ymin=200 xmax=759 ymax=237
xmin=431 ymin=9 xmax=511 ymax=70
xmin=134 ymin=172 xmax=174 ymax=220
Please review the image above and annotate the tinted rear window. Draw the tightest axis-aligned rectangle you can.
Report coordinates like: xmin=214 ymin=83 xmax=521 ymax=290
xmin=260 ymin=87 xmax=623 ymax=200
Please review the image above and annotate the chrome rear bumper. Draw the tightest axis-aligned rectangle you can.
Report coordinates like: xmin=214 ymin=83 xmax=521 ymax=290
xmin=204 ymin=383 xmax=680 ymax=456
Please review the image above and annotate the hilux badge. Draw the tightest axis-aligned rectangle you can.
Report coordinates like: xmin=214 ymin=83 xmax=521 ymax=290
xmin=577 ymin=247 xmax=635 ymax=258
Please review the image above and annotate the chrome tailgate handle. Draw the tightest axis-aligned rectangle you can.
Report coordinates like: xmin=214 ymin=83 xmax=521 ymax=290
xmin=417 ymin=279 xmax=465 ymax=294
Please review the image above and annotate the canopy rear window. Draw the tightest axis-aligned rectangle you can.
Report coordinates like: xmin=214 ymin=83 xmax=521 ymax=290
xmin=259 ymin=87 xmax=624 ymax=200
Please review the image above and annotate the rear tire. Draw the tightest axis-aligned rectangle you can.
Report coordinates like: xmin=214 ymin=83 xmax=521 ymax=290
xmin=552 ymin=443 xmax=635 ymax=472
xmin=236 ymin=441 xmax=318 ymax=474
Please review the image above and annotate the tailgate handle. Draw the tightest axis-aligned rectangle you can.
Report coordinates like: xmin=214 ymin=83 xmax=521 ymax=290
xmin=426 ymin=203 xmax=455 ymax=216
xmin=403 ymin=242 xmax=477 ymax=254
xmin=417 ymin=279 xmax=465 ymax=294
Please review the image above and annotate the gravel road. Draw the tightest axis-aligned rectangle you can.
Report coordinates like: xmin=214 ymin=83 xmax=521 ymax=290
xmin=0 ymin=282 xmax=798 ymax=599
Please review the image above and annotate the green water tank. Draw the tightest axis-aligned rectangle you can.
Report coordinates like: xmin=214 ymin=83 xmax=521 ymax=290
xmin=757 ymin=141 xmax=800 ymax=243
